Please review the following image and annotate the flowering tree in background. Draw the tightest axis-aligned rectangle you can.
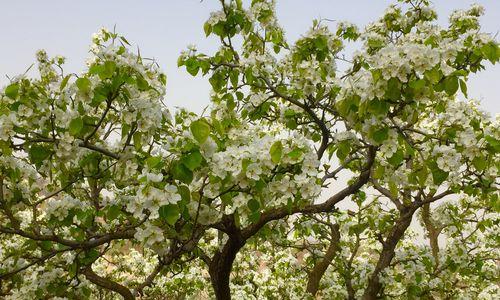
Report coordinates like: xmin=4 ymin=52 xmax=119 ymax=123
xmin=0 ymin=0 xmax=499 ymax=299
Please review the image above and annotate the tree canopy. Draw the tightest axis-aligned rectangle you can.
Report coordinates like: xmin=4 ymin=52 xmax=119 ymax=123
xmin=0 ymin=0 xmax=499 ymax=299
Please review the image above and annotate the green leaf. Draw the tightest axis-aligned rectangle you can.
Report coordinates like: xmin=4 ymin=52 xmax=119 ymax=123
xmin=270 ymin=141 xmax=283 ymax=164
xmin=185 ymin=58 xmax=200 ymax=76
xmin=0 ymin=140 xmax=12 ymax=156
xmin=459 ymin=79 xmax=468 ymax=97
xmin=349 ymin=223 xmax=368 ymax=235
xmin=182 ymin=151 xmax=203 ymax=171
xmin=159 ymin=204 xmax=180 ymax=225
xmin=287 ymin=148 xmax=303 ymax=160
xmin=229 ymin=70 xmax=239 ymax=88
xmin=485 ymin=135 xmax=500 ymax=152
xmin=444 ymin=76 xmax=459 ymax=96
xmin=4 ymin=83 xmax=19 ymax=99
xmin=247 ymin=198 xmax=260 ymax=212
xmin=145 ymin=156 xmax=162 ymax=169
xmin=336 ymin=140 xmax=351 ymax=161
xmin=204 ymin=22 xmax=212 ymax=36
xmin=76 ymin=77 xmax=91 ymax=93
xmin=81 ymin=249 xmax=100 ymax=265
xmin=371 ymin=69 xmax=382 ymax=82
xmin=40 ymin=241 xmax=53 ymax=251
xmin=89 ymin=64 xmax=103 ymax=75
xmin=481 ymin=42 xmax=499 ymax=63
xmin=177 ymin=56 xmax=185 ymax=67
xmin=368 ymin=99 xmax=389 ymax=116
xmin=389 ymin=181 xmax=398 ymax=198
xmin=409 ymin=79 xmax=426 ymax=92
xmin=136 ymin=75 xmax=149 ymax=90
xmin=241 ymin=158 xmax=251 ymax=172
xmin=91 ymin=91 xmax=107 ymax=107
xmin=220 ymin=192 xmax=233 ymax=205
xmin=472 ymin=156 xmax=487 ymax=171
xmin=372 ymin=127 xmax=389 ymax=144
xmin=178 ymin=185 xmax=191 ymax=203
xmin=120 ymin=36 xmax=131 ymax=46
xmin=385 ymin=77 xmax=401 ymax=100
xmin=29 ymin=145 xmax=52 ymax=165
xmin=429 ymin=162 xmax=448 ymax=185
xmin=99 ymin=61 xmax=116 ymax=79
xmin=248 ymin=211 xmax=261 ymax=223
xmin=159 ymin=73 xmax=167 ymax=85
xmin=387 ymin=149 xmax=404 ymax=167
xmin=373 ymin=165 xmax=385 ymax=179
xmin=171 ymin=161 xmax=193 ymax=184
xmin=116 ymin=48 xmax=126 ymax=58
xmin=107 ymin=205 xmax=121 ymax=220
xmin=209 ymin=71 xmax=225 ymax=92
xmin=133 ymin=132 xmax=142 ymax=151
xmin=416 ymin=166 xmax=428 ymax=186
xmin=60 ymin=74 xmax=71 ymax=91
xmin=68 ymin=117 xmax=84 ymax=136
xmin=424 ymin=67 xmax=441 ymax=84
xmin=190 ymin=119 xmax=211 ymax=144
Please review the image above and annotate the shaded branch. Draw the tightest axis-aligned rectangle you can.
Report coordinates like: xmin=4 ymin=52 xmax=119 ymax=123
xmin=82 ymin=266 xmax=134 ymax=300
xmin=306 ymin=224 xmax=341 ymax=295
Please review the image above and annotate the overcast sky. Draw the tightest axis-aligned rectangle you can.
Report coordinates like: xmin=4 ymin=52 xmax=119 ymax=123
xmin=1 ymin=0 xmax=498 ymax=114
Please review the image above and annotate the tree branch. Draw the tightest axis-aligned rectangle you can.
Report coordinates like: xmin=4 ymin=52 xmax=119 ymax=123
xmin=241 ymin=146 xmax=376 ymax=239
xmin=306 ymin=224 xmax=340 ymax=295
xmin=82 ymin=266 xmax=134 ymax=300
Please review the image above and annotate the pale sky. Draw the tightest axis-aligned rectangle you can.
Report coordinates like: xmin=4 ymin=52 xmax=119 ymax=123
xmin=0 ymin=0 xmax=498 ymax=114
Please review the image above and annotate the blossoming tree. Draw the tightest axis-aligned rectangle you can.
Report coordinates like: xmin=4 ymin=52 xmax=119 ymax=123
xmin=0 ymin=0 xmax=498 ymax=299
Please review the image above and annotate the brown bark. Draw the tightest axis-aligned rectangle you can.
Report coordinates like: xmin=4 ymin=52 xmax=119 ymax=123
xmin=346 ymin=274 xmax=356 ymax=300
xmin=345 ymin=233 xmax=361 ymax=300
xmin=361 ymin=205 xmax=417 ymax=300
xmin=306 ymin=224 xmax=340 ymax=295
xmin=208 ymin=236 xmax=245 ymax=300
xmin=82 ymin=267 xmax=134 ymax=300
xmin=207 ymin=216 xmax=246 ymax=300
xmin=421 ymin=203 xmax=441 ymax=266
xmin=0 ymin=226 xmax=135 ymax=249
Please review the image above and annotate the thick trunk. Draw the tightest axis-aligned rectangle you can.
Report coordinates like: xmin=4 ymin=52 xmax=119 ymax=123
xmin=205 ymin=148 xmax=376 ymax=299
xmin=306 ymin=224 xmax=340 ymax=295
xmin=361 ymin=206 xmax=416 ymax=300
xmin=208 ymin=236 xmax=245 ymax=300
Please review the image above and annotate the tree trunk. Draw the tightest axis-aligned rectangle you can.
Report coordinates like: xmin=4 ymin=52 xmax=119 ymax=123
xmin=208 ymin=235 xmax=245 ymax=300
xmin=306 ymin=224 xmax=340 ymax=295
xmin=361 ymin=206 xmax=416 ymax=300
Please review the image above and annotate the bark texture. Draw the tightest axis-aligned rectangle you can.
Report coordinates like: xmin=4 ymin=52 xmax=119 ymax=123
xmin=208 ymin=216 xmax=246 ymax=300
xmin=421 ymin=203 xmax=441 ymax=266
xmin=361 ymin=206 xmax=416 ymax=300
xmin=306 ymin=224 xmax=340 ymax=295
xmin=82 ymin=267 xmax=134 ymax=300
